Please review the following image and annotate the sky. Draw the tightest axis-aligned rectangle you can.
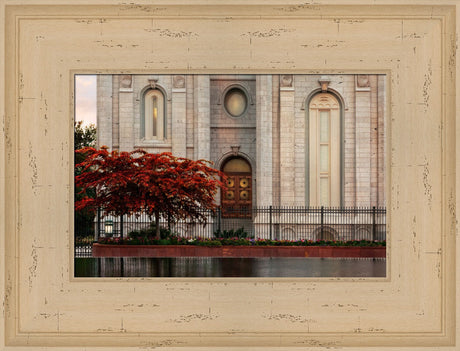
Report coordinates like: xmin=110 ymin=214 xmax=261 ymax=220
xmin=75 ymin=75 xmax=97 ymax=126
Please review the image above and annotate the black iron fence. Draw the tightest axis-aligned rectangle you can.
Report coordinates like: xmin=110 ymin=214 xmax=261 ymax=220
xmin=75 ymin=206 xmax=386 ymax=245
xmin=75 ymin=244 xmax=93 ymax=258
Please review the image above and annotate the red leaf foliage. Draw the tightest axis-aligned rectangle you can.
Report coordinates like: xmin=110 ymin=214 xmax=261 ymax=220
xmin=75 ymin=147 xmax=226 ymax=223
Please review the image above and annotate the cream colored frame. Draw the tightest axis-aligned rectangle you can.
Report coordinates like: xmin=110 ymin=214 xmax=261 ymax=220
xmin=0 ymin=1 xmax=458 ymax=349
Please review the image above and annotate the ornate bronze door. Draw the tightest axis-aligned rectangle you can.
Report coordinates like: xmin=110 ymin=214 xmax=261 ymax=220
xmin=222 ymin=173 xmax=252 ymax=218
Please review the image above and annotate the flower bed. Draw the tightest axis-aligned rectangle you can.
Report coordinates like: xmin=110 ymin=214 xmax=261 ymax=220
xmin=92 ymin=237 xmax=386 ymax=258
xmin=97 ymin=236 xmax=386 ymax=247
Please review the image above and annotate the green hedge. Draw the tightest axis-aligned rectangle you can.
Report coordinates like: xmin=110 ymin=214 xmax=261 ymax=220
xmin=97 ymin=236 xmax=386 ymax=248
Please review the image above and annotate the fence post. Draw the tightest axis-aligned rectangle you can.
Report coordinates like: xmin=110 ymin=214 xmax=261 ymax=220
xmin=372 ymin=206 xmax=376 ymax=241
xmin=217 ymin=206 xmax=221 ymax=235
xmin=120 ymin=215 xmax=124 ymax=238
xmin=96 ymin=208 xmax=101 ymax=241
xmin=269 ymin=206 xmax=273 ymax=240
xmin=321 ymin=206 xmax=324 ymax=239
xmin=168 ymin=213 xmax=171 ymax=233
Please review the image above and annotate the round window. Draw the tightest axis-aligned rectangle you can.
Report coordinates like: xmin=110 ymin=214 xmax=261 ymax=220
xmin=224 ymin=88 xmax=248 ymax=117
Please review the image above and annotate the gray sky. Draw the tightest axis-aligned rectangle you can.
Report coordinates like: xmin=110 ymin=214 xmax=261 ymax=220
xmin=75 ymin=75 xmax=96 ymax=126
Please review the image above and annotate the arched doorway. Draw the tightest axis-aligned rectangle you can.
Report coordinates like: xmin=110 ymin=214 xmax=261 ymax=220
xmin=221 ymin=157 xmax=252 ymax=218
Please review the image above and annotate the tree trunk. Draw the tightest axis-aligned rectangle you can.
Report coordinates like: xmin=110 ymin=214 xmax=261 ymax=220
xmin=155 ymin=210 xmax=160 ymax=240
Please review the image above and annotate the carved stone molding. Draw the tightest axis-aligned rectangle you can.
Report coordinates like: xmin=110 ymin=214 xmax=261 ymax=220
xmin=173 ymin=75 xmax=186 ymax=89
xmin=280 ymin=75 xmax=293 ymax=87
xmin=230 ymin=145 xmax=240 ymax=156
xmin=119 ymin=75 xmax=132 ymax=89
xmin=148 ymin=77 xmax=158 ymax=89
xmin=318 ymin=75 xmax=331 ymax=92
xmin=357 ymin=74 xmax=370 ymax=88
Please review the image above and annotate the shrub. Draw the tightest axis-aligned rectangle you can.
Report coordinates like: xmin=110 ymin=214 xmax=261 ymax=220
xmin=128 ymin=223 xmax=172 ymax=240
xmin=214 ymin=227 xmax=252 ymax=239
xmin=205 ymin=240 xmax=222 ymax=247
xmin=220 ymin=238 xmax=251 ymax=246
xmin=75 ymin=235 xmax=94 ymax=246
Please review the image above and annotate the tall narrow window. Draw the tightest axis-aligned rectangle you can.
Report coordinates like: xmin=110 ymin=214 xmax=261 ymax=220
xmin=319 ymin=110 xmax=330 ymax=206
xmin=308 ymin=93 xmax=341 ymax=206
xmin=152 ymin=95 xmax=158 ymax=136
xmin=142 ymin=89 xmax=165 ymax=140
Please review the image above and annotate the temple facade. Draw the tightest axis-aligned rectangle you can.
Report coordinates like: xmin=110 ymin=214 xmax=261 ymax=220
xmin=97 ymin=74 xmax=386 ymax=215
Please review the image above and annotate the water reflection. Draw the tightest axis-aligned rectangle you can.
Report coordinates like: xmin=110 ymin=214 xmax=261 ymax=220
xmin=75 ymin=257 xmax=386 ymax=278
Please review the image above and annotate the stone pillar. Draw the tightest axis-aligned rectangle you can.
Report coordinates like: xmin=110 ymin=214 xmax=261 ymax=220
xmin=111 ymin=75 xmax=120 ymax=149
xmin=272 ymin=75 xmax=281 ymax=207
xmin=96 ymin=75 xmax=113 ymax=149
xmin=186 ymin=75 xmax=195 ymax=160
xmin=256 ymin=75 xmax=273 ymax=207
xmin=369 ymin=75 xmax=379 ymax=206
xmin=343 ymin=76 xmax=356 ymax=206
xmin=377 ymin=75 xmax=386 ymax=206
xmin=194 ymin=75 xmax=211 ymax=160
xmin=171 ymin=75 xmax=187 ymax=157
xmin=355 ymin=74 xmax=372 ymax=206
xmin=279 ymin=75 xmax=295 ymax=206
xmin=118 ymin=75 xmax=134 ymax=152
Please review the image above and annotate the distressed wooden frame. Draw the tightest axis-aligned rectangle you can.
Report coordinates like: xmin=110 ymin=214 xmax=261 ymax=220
xmin=0 ymin=1 xmax=458 ymax=349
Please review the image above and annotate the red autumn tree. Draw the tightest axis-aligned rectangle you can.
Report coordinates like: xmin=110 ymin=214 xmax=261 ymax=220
xmin=75 ymin=147 xmax=225 ymax=239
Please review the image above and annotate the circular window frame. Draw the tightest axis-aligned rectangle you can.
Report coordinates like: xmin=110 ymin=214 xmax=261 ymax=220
xmin=222 ymin=85 xmax=250 ymax=118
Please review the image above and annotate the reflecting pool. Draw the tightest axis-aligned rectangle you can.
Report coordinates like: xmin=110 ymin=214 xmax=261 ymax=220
xmin=75 ymin=257 xmax=386 ymax=278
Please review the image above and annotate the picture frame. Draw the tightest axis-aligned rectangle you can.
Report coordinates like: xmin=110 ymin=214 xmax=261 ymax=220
xmin=0 ymin=1 xmax=458 ymax=349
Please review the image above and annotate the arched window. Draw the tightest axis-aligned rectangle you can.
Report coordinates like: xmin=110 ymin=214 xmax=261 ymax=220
xmin=141 ymin=89 xmax=165 ymax=140
xmin=308 ymin=93 xmax=341 ymax=206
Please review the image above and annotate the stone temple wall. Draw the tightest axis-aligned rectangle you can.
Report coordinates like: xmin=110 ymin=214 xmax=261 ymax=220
xmin=96 ymin=74 xmax=385 ymax=208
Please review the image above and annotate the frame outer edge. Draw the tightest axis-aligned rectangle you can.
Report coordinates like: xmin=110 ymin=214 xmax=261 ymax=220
xmin=3 ymin=3 xmax=18 ymax=346
xmin=0 ymin=0 xmax=5 ymax=347
xmin=442 ymin=4 xmax=457 ymax=346
xmin=455 ymin=2 xmax=460 ymax=349
xmin=0 ymin=1 xmax=459 ymax=349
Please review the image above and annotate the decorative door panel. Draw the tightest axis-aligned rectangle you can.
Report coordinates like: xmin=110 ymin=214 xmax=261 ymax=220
xmin=222 ymin=173 xmax=252 ymax=218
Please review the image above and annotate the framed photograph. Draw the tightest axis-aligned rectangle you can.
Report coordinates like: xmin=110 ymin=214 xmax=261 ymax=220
xmin=74 ymin=72 xmax=387 ymax=279
xmin=1 ymin=1 xmax=458 ymax=349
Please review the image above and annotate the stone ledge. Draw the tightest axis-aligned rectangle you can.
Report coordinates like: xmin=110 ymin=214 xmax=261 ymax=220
xmin=92 ymin=244 xmax=386 ymax=258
